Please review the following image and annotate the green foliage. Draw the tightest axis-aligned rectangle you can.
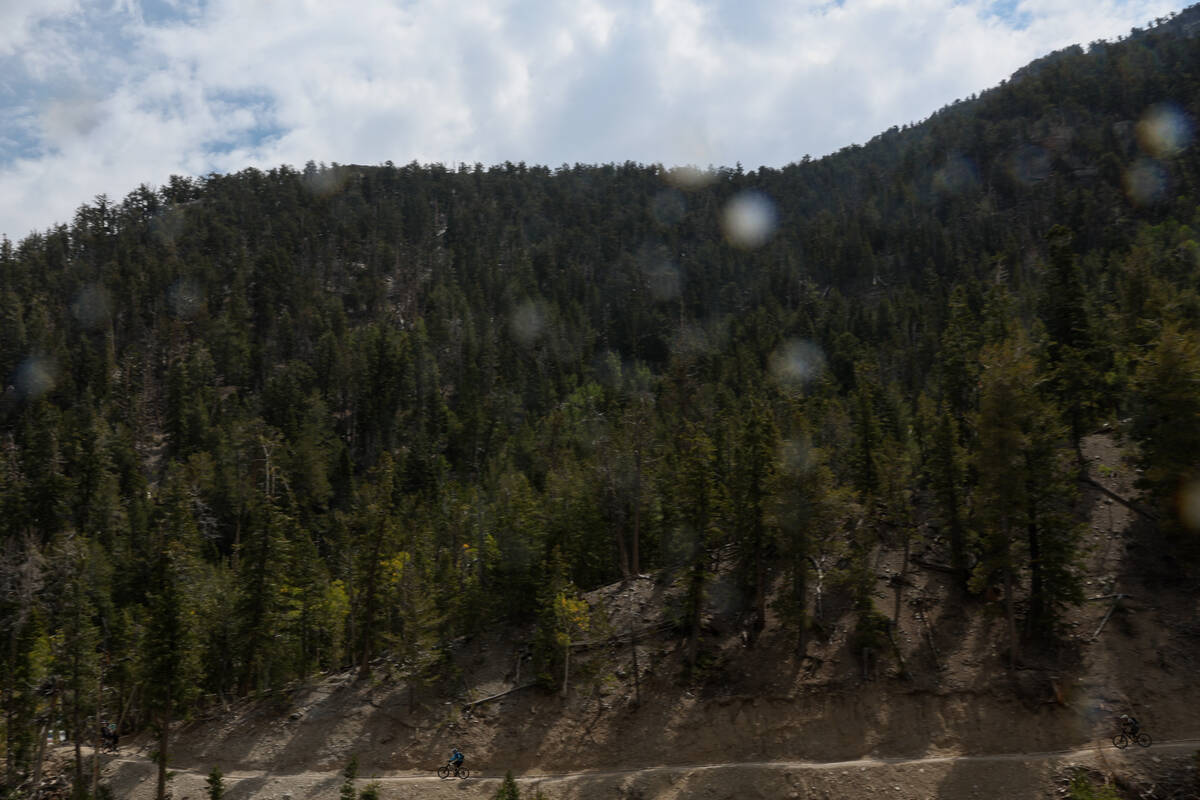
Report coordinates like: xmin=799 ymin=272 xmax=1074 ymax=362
xmin=1068 ymin=772 xmax=1121 ymax=800
xmin=670 ymin=423 xmax=727 ymax=673
xmin=919 ymin=395 xmax=970 ymax=584
xmin=358 ymin=782 xmax=381 ymax=800
xmin=1 ymin=539 xmax=47 ymax=788
xmin=972 ymin=335 xmax=1083 ymax=648
xmin=772 ymin=420 xmax=855 ymax=656
xmin=1130 ymin=324 xmax=1200 ymax=556
xmin=533 ymin=548 xmax=589 ymax=690
xmin=729 ymin=395 xmax=778 ymax=635
xmin=850 ymin=607 xmax=892 ymax=656
xmin=205 ymin=766 xmax=225 ymax=800
xmin=339 ymin=756 xmax=358 ymax=800
xmin=494 ymin=770 xmax=521 ymax=800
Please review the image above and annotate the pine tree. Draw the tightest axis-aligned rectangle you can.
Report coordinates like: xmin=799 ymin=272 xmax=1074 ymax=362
xmin=673 ymin=424 xmax=726 ymax=672
xmin=773 ymin=436 xmax=845 ymax=657
xmin=234 ymin=501 xmax=289 ymax=694
xmin=0 ymin=537 xmax=45 ymax=790
xmin=339 ymin=756 xmax=358 ymax=800
xmin=936 ymin=285 xmax=981 ymax=422
xmin=973 ymin=335 xmax=1082 ymax=657
xmin=1040 ymin=225 xmax=1098 ymax=457
xmin=494 ymin=769 xmax=521 ymax=800
xmin=351 ymin=453 xmax=402 ymax=679
xmin=205 ymin=766 xmax=225 ymax=800
xmin=532 ymin=547 xmax=575 ymax=692
xmin=1130 ymin=323 xmax=1200 ymax=558
xmin=921 ymin=398 xmax=970 ymax=588
xmin=143 ymin=471 xmax=202 ymax=800
xmin=849 ymin=383 xmax=882 ymax=498
xmin=730 ymin=396 xmax=778 ymax=641
xmin=47 ymin=537 xmax=101 ymax=798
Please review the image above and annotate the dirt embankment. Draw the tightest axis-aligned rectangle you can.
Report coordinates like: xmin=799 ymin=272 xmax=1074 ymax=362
xmin=94 ymin=433 xmax=1200 ymax=799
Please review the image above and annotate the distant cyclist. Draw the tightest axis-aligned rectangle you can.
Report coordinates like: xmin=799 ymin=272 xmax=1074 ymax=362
xmin=1119 ymin=714 xmax=1140 ymax=736
xmin=449 ymin=747 xmax=465 ymax=774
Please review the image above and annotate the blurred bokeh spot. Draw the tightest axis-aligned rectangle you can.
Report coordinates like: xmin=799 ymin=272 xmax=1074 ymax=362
xmin=722 ymin=190 xmax=777 ymax=249
xmin=71 ymin=282 xmax=113 ymax=330
xmin=15 ymin=356 xmax=57 ymax=400
xmin=932 ymin=154 xmax=979 ymax=196
xmin=510 ymin=299 xmax=546 ymax=347
xmin=1137 ymin=103 xmax=1193 ymax=159
xmin=637 ymin=242 xmax=681 ymax=303
xmin=769 ymin=339 xmax=826 ymax=388
xmin=665 ymin=165 xmax=715 ymax=191
xmin=1123 ymin=158 xmax=1167 ymax=206
xmin=304 ymin=165 xmax=351 ymax=197
xmin=645 ymin=261 xmax=681 ymax=303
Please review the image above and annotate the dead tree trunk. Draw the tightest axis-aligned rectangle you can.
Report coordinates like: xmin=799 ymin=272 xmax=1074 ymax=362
xmin=630 ymin=620 xmax=641 ymax=707
xmin=155 ymin=708 xmax=171 ymax=800
xmin=561 ymin=640 xmax=570 ymax=699
xmin=1005 ymin=533 xmax=1019 ymax=670
xmin=91 ymin=671 xmax=103 ymax=799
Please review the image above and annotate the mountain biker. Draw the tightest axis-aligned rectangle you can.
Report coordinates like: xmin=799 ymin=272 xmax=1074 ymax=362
xmin=449 ymin=747 xmax=465 ymax=773
xmin=1119 ymin=714 xmax=1140 ymax=736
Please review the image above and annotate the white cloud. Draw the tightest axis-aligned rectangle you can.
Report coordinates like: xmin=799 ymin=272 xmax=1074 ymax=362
xmin=0 ymin=0 xmax=1186 ymax=240
xmin=0 ymin=0 xmax=79 ymax=57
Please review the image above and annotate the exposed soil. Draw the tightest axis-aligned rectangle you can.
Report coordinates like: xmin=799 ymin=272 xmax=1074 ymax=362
xmin=82 ymin=433 xmax=1200 ymax=799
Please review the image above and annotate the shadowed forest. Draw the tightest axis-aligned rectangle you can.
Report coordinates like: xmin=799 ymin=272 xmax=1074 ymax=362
xmin=2 ymin=8 xmax=1200 ymax=800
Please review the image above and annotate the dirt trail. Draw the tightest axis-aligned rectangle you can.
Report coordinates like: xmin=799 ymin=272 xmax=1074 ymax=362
xmin=98 ymin=738 xmax=1200 ymax=799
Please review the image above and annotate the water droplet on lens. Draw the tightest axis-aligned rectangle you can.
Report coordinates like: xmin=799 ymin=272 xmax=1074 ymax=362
xmin=722 ymin=191 xmax=777 ymax=249
xmin=1137 ymin=103 xmax=1192 ymax=159
xmin=511 ymin=300 xmax=545 ymax=347
xmin=1124 ymin=159 xmax=1167 ymax=206
xmin=15 ymin=356 xmax=56 ymax=400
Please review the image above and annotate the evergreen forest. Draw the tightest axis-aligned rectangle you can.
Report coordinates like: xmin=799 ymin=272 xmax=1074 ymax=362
xmin=3 ymin=8 xmax=1200 ymax=799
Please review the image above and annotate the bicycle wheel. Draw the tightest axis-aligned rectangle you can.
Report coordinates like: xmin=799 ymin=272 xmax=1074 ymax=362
xmin=1112 ymin=733 xmax=1129 ymax=749
xmin=1135 ymin=733 xmax=1152 ymax=748
xmin=437 ymin=765 xmax=450 ymax=779
xmin=457 ymin=767 xmax=470 ymax=779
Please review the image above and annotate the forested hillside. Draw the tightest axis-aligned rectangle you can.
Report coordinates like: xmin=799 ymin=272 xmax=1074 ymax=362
xmin=3 ymin=7 xmax=1200 ymax=800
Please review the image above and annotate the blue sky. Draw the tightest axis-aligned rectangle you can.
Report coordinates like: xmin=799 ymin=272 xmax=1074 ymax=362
xmin=0 ymin=0 xmax=1184 ymax=241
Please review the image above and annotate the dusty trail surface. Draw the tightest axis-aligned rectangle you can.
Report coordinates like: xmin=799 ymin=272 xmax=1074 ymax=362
xmin=99 ymin=738 xmax=1200 ymax=800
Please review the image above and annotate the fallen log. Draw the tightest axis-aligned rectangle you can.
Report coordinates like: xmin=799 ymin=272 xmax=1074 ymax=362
xmin=909 ymin=557 xmax=962 ymax=576
xmin=1079 ymin=477 xmax=1157 ymax=520
xmin=461 ymin=682 xmax=538 ymax=710
xmin=1091 ymin=594 xmax=1127 ymax=641
xmin=569 ymin=620 xmax=675 ymax=650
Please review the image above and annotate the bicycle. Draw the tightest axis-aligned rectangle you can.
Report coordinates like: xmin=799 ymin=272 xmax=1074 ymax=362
xmin=1112 ymin=728 xmax=1152 ymax=749
xmin=437 ymin=763 xmax=470 ymax=779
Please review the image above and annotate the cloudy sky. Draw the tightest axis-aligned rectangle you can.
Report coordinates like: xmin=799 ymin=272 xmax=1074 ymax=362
xmin=0 ymin=0 xmax=1183 ymax=240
